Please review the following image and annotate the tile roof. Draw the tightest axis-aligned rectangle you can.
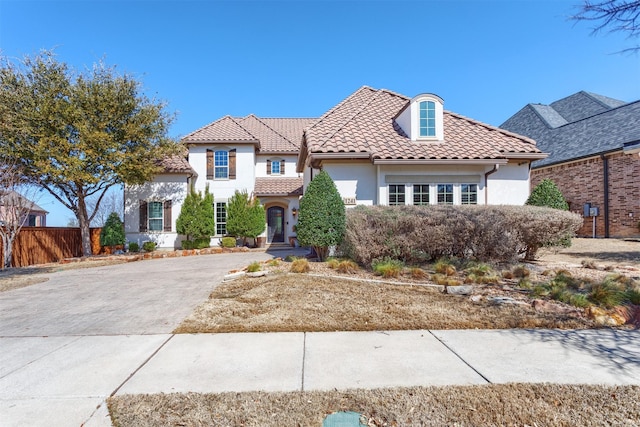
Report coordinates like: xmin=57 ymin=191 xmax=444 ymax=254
xmin=181 ymin=115 xmax=259 ymax=144
xmin=302 ymin=86 xmax=542 ymax=163
xmin=254 ymin=177 xmax=303 ymax=197
xmin=157 ymin=155 xmax=197 ymax=175
xmin=181 ymin=115 xmax=315 ymax=154
xmin=500 ymin=92 xmax=640 ymax=168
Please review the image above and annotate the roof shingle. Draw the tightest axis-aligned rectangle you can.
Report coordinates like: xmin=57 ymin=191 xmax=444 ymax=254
xmin=254 ymin=177 xmax=303 ymax=197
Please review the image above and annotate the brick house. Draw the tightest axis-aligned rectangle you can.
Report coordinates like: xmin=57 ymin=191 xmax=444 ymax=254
xmin=501 ymin=91 xmax=640 ymax=238
xmin=125 ymin=86 xmax=546 ymax=249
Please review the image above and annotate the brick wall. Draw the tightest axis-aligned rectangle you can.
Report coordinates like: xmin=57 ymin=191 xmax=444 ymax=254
xmin=532 ymin=152 xmax=640 ymax=238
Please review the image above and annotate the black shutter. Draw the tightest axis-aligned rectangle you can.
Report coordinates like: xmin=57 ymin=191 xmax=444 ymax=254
xmin=206 ymin=149 xmax=213 ymax=179
xmin=229 ymin=149 xmax=236 ymax=179
xmin=266 ymin=159 xmax=271 ymax=175
xmin=139 ymin=201 xmax=148 ymax=232
xmin=281 ymin=159 xmax=285 ymax=174
xmin=163 ymin=200 xmax=172 ymax=232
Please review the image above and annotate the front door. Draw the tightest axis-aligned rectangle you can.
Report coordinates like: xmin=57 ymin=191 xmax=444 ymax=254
xmin=267 ymin=206 xmax=285 ymax=243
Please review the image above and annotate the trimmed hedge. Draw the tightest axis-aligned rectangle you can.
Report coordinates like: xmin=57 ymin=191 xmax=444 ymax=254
xmin=340 ymin=205 xmax=582 ymax=265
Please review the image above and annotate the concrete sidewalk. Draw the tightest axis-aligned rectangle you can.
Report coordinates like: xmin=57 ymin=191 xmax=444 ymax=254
xmin=2 ymin=328 xmax=639 ymax=426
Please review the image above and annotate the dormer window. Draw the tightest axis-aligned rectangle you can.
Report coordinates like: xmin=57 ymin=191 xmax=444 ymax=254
xmin=394 ymin=93 xmax=444 ymax=142
xmin=419 ymin=101 xmax=436 ymax=138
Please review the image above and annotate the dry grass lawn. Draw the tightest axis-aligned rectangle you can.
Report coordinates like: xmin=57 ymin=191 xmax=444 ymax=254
xmin=174 ymin=273 xmax=593 ymax=333
xmin=108 ymin=383 xmax=640 ymax=426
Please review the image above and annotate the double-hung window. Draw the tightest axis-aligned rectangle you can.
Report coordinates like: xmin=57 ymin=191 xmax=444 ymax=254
xmin=437 ymin=184 xmax=454 ymax=205
xmin=214 ymin=150 xmax=228 ymax=179
xmin=413 ymin=184 xmax=430 ymax=205
xmin=148 ymin=201 xmax=164 ymax=231
xmin=461 ymin=184 xmax=478 ymax=205
xmin=271 ymin=160 xmax=281 ymax=175
xmin=388 ymin=185 xmax=405 ymax=206
xmin=216 ymin=202 xmax=227 ymax=235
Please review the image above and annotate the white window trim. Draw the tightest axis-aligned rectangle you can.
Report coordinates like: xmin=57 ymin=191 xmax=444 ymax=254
xmin=148 ymin=201 xmax=164 ymax=232
xmin=215 ymin=201 xmax=227 ymax=236
xmin=214 ymin=150 xmax=229 ymax=180
xmin=411 ymin=94 xmax=444 ymax=141
xmin=270 ymin=159 xmax=282 ymax=175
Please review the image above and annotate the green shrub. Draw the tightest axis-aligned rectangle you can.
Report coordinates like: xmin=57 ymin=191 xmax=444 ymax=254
xmin=290 ymin=258 xmax=310 ymax=273
xmin=626 ymin=288 xmax=640 ymax=305
xmin=569 ymin=293 xmax=591 ymax=308
xmin=226 ymin=190 xmax=266 ymax=246
xmin=284 ymin=255 xmax=298 ymax=262
xmin=267 ymin=259 xmax=280 ymax=267
xmin=176 ymin=185 xmax=216 ymax=242
xmin=527 ymin=179 xmax=569 ymax=211
xmin=182 ymin=238 xmax=210 ymax=250
xmin=372 ymin=258 xmax=404 ymax=278
xmin=296 ymin=171 xmax=346 ymax=261
xmin=100 ymin=212 xmax=125 ymax=251
xmin=588 ymin=280 xmax=626 ymax=308
xmin=221 ymin=237 xmax=236 ymax=248
xmin=247 ymin=261 xmax=261 ymax=273
xmin=128 ymin=242 xmax=140 ymax=253
xmin=142 ymin=241 xmax=156 ymax=252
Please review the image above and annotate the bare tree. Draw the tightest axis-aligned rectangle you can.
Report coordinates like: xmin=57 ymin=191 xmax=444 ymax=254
xmin=89 ymin=188 xmax=124 ymax=227
xmin=0 ymin=161 xmax=41 ymax=269
xmin=572 ymin=1 xmax=640 ymax=52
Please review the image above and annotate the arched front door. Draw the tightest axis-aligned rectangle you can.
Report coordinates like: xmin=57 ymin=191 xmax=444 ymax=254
xmin=267 ymin=206 xmax=285 ymax=243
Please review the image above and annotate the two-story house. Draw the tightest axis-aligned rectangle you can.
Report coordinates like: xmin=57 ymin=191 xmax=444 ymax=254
xmin=125 ymin=86 xmax=545 ymax=249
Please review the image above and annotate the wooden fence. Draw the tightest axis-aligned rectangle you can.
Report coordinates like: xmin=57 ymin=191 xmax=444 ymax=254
xmin=0 ymin=227 xmax=102 ymax=268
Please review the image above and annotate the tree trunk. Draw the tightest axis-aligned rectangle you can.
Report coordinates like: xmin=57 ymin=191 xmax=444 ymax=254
xmin=77 ymin=195 xmax=93 ymax=257
xmin=1 ymin=233 xmax=12 ymax=269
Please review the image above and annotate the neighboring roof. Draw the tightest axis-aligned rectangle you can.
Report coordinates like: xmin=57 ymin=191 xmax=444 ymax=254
xmin=0 ymin=190 xmax=48 ymax=214
xmin=500 ymin=91 xmax=640 ymax=168
xmin=157 ymin=155 xmax=197 ymax=176
xmin=181 ymin=115 xmax=315 ymax=153
xmin=254 ymin=177 xmax=303 ymax=197
xmin=299 ymin=86 xmax=543 ymax=170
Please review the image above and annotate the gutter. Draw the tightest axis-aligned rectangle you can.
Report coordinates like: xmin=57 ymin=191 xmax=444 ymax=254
xmin=484 ymin=164 xmax=500 ymax=205
xmin=601 ymin=154 xmax=610 ymax=238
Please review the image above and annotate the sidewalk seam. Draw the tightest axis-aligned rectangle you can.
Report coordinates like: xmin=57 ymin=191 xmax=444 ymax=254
xmin=301 ymin=332 xmax=306 ymax=392
xmin=428 ymin=330 xmax=492 ymax=384
xmin=109 ymin=334 xmax=175 ymax=397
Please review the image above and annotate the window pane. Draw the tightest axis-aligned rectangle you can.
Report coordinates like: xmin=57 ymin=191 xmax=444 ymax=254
xmin=148 ymin=201 xmax=164 ymax=231
xmin=389 ymin=185 xmax=405 ymax=206
xmin=216 ymin=202 xmax=227 ymax=235
xmin=461 ymin=184 xmax=478 ymax=205
xmin=437 ymin=184 xmax=453 ymax=205
xmin=214 ymin=151 xmax=228 ymax=179
xmin=148 ymin=201 xmax=163 ymax=218
xmin=271 ymin=160 xmax=280 ymax=175
xmin=419 ymin=101 xmax=436 ymax=137
xmin=149 ymin=219 xmax=163 ymax=231
xmin=413 ymin=184 xmax=429 ymax=205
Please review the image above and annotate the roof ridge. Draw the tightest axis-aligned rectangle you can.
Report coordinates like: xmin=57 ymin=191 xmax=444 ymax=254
xmin=446 ymin=110 xmax=537 ymax=146
xmin=318 ymin=89 xmax=384 ymax=150
xmin=305 ymin=86 xmax=376 ymax=134
xmin=249 ymin=115 xmax=300 ymax=151
xmin=548 ymin=98 xmax=640 ymax=129
xmin=230 ymin=115 xmax=260 ymax=141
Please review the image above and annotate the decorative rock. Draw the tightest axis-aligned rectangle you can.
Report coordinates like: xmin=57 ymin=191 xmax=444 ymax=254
xmin=586 ymin=306 xmax=626 ymax=326
xmin=532 ymin=299 xmax=578 ymax=315
xmin=247 ymin=271 xmax=267 ymax=278
xmin=488 ymin=296 xmax=528 ymax=306
xmin=469 ymin=295 xmax=483 ymax=303
xmin=223 ymin=271 xmax=246 ymax=282
xmin=446 ymin=285 xmax=473 ymax=295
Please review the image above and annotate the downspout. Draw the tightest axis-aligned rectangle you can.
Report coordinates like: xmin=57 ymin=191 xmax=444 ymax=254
xmin=601 ymin=154 xmax=610 ymax=238
xmin=484 ymin=164 xmax=500 ymax=205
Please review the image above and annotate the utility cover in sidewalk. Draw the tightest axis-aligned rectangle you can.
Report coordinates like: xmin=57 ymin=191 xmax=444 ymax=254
xmin=322 ymin=411 xmax=365 ymax=427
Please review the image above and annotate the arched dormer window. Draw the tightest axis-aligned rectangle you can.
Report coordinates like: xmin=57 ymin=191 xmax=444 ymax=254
xmin=395 ymin=93 xmax=444 ymax=142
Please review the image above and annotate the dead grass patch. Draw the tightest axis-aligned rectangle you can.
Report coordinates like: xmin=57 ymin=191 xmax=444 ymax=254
xmin=174 ymin=274 xmax=592 ymax=334
xmin=108 ymin=383 xmax=640 ymax=427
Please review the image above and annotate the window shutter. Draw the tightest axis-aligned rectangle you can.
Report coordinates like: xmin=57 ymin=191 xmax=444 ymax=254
xmin=206 ymin=149 xmax=213 ymax=179
xmin=281 ymin=159 xmax=285 ymax=174
xmin=229 ymin=149 xmax=236 ymax=180
xmin=266 ymin=159 xmax=271 ymax=175
xmin=139 ymin=201 xmax=148 ymax=232
xmin=163 ymin=200 xmax=172 ymax=232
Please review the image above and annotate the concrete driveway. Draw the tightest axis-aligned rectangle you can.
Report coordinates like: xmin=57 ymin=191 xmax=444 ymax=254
xmin=0 ymin=251 xmax=279 ymax=337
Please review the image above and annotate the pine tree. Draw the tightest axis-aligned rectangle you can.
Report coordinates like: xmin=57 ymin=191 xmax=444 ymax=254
xmin=226 ymin=190 xmax=265 ymax=246
xmin=176 ymin=185 xmax=215 ymax=248
xmin=296 ymin=171 xmax=345 ymax=261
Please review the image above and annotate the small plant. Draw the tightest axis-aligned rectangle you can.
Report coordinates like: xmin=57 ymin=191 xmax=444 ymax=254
xmin=512 ymin=265 xmax=530 ymax=278
xmin=247 ymin=261 xmax=261 ymax=273
xmin=626 ymin=288 xmax=640 ymax=305
xmin=581 ymin=260 xmax=598 ymax=270
xmin=446 ymin=278 xmax=463 ymax=287
xmin=142 ymin=241 xmax=156 ymax=252
xmin=337 ymin=259 xmax=359 ymax=274
xmin=100 ymin=212 xmax=125 ymax=252
xmin=569 ymin=293 xmax=591 ymax=308
xmin=326 ymin=258 xmax=340 ymax=269
xmin=409 ymin=267 xmax=427 ymax=279
xmin=128 ymin=242 xmax=140 ymax=253
xmin=290 ymin=258 xmax=310 ymax=273
xmin=518 ymin=278 xmax=533 ymax=289
xmin=267 ymin=259 xmax=280 ymax=267
xmin=372 ymin=258 xmax=404 ymax=278
xmin=502 ymin=270 xmax=514 ymax=279
xmin=284 ymin=255 xmax=298 ymax=262
xmin=434 ymin=258 xmax=456 ymax=276
xmin=431 ymin=274 xmax=449 ymax=286
xmin=221 ymin=237 xmax=236 ymax=248
xmin=588 ymin=279 xmax=626 ymax=308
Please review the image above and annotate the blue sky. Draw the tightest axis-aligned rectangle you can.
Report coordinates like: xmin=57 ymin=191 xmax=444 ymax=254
xmin=1 ymin=0 xmax=639 ymax=226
